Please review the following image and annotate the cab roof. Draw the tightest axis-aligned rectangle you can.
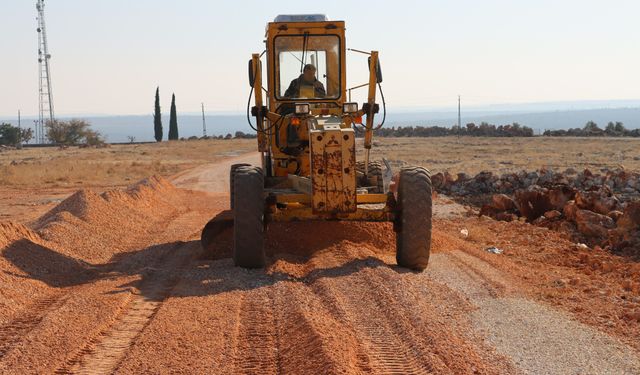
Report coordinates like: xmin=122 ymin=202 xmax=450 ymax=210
xmin=273 ymin=14 xmax=328 ymax=22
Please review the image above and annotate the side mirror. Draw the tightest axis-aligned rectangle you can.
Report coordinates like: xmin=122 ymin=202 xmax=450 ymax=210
xmin=248 ymin=59 xmax=255 ymax=87
xmin=368 ymin=57 xmax=383 ymax=83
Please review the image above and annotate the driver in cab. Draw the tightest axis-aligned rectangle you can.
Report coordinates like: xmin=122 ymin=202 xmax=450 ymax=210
xmin=284 ymin=64 xmax=326 ymax=98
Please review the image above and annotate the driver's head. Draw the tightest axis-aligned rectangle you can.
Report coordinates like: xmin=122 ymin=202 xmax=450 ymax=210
xmin=302 ymin=64 xmax=317 ymax=82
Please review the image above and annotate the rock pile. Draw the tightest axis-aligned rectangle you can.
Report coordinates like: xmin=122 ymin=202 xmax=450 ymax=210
xmin=432 ymin=168 xmax=640 ymax=256
xmin=432 ymin=167 xmax=640 ymax=199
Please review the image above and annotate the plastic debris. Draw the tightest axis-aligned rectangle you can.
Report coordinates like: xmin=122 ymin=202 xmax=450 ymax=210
xmin=485 ymin=246 xmax=503 ymax=254
xmin=460 ymin=228 xmax=469 ymax=238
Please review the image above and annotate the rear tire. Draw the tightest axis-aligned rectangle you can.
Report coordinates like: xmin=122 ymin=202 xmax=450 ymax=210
xmin=395 ymin=166 xmax=432 ymax=271
xmin=233 ymin=166 xmax=265 ymax=268
xmin=356 ymin=161 xmax=384 ymax=193
xmin=230 ymin=163 xmax=251 ymax=209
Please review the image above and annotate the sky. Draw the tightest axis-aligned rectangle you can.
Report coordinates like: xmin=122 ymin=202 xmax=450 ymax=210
xmin=1 ymin=0 xmax=639 ymax=117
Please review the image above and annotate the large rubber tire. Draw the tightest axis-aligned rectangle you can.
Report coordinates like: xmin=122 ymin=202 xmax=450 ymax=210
xmin=233 ymin=166 xmax=265 ymax=268
xmin=230 ymin=163 xmax=251 ymax=209
xmin=395 ymin=166 xmax=432 ymax=271
xmin=356 ymin=161 xmax=384 ymax=193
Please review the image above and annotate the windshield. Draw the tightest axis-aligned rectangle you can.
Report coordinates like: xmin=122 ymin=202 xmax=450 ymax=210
xmin=275 ymin=35 xmax=341 ymax=100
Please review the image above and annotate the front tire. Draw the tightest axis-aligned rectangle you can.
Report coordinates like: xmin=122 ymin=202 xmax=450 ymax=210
xmin=230 ymin=163 xmax=251 ymax=209
xmin=395 ymin=166 xmax=432 ymax=271
xmin=233 ymin=166 xmax=265 ymax=268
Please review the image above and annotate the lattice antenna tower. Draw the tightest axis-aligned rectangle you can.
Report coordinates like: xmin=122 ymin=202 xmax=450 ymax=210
xmin=36 ymin=0 xmax=55 ymax=144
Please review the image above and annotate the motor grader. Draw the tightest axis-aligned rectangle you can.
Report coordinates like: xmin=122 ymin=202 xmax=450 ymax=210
xmin=202 ymin=14 xmax=432 ymax=270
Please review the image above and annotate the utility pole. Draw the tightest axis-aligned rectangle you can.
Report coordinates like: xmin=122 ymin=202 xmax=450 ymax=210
xmin=17 ymin=110 xmax=22 ymax=148
xmin=457 ymin=95 xmax=461 ymax=139
xmin=36 ymin=0 xmax=55 ymax=144
xmin=201 ymin=102 xmax=207 ymax=137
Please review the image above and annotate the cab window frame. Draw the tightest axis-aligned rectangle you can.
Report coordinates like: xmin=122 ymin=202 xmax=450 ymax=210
xmin=273 ymin=34 xmax=342 ymax=101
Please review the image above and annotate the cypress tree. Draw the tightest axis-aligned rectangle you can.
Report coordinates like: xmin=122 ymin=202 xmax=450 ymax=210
xmin=169 ymin=93 xmax=179 ymax=140
xmin=153 ymin=87 xmax=163 ymax=142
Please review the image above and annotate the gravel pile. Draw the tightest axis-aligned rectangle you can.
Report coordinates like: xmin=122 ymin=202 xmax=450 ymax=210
xmin=0 ymin=222 xmax=40 ymax=248
xmin=33 ymin=176 xmax=184 ymax=263
xmin=0 ymin=175 xmax=188 ymax=324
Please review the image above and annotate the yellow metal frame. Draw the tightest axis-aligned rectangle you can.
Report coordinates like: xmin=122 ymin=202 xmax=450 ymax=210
xmin=249 ymin=17 xmax=387 ymax=223
xmin=274 ymin=193 xmax=388 ymax=205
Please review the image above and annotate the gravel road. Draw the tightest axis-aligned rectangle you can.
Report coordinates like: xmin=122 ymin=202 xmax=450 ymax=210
xmin=0 ymin=153 xmax=638 ymax=374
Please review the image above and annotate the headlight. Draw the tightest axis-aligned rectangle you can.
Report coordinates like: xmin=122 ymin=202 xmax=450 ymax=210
xmin=342 ymin=102 xmax=358 ymax=113
xmin=295 ymin=103 xmax=310 ymax=115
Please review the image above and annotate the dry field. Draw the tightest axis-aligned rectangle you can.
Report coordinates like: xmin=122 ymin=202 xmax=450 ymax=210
xmin=362 ymin=136 xmax=640 ymax=175
xmin=0 ymin=139 xmax=255 ymax=188
xmin=3 ymin=136 xmax=640 ymax=223
xmin=4 ymin=137 xmax=638 ymax=190
xmin=0 ymin=139 xmax=255 ymax=223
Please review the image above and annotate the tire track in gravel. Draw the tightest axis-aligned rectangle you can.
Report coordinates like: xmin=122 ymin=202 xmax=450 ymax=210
xmin=0 ymin=196 xmax=203 ymax=372
xmin=233 ymin=284 xmax=280 ymax=375
xmin=294 ymin=247 xmax=516 ymax=374
xmin=0 ymin=292 xmax=69 ymax=359
xmin=56 ymin=241 xmax=194 ymax=375
xmin=444 ymin=252 xmax=507 ymax=299
xmin=319 ymin=282 xmax=431 ymax=371
xmin=271 ymin=275 xmax=370 ymax=374
xmin=296 ymin=250 xmax=433 ymax=374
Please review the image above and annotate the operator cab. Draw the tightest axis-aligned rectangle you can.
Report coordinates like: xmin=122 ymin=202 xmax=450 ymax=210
xmin=266 ymin=15 xmax=346 ymax=116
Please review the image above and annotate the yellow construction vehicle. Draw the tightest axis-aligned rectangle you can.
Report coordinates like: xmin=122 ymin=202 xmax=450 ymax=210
xmin=202 ymin=14 xmax=432 ymax=270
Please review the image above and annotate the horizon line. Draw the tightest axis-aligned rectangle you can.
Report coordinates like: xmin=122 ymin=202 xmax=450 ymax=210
xmin=2 ymin=98 xmax=640 ymax=119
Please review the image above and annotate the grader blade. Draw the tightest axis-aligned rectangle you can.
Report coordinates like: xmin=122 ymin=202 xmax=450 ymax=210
xmin=200 ymin=210 xmax=233 ymax=253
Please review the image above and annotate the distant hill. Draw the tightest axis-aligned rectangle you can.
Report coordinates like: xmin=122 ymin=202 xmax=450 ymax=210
xmin=385 ymin=108 xmax=640 ymax=134
xmin=2 ymin=107 xmax=638 ymax=143
xmin=0 ymin=114 xmax=248 ymax=143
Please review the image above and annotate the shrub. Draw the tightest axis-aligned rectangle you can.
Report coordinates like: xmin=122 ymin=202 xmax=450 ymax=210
xmin=0 ymin=123 xmax=33 ymax=145
xmin=45 ymin=119 xmax=105 ymax=145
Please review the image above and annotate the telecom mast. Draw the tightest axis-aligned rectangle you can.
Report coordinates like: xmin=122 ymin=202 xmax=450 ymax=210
xmin=36 ymin=0 xmax=54 ymax=144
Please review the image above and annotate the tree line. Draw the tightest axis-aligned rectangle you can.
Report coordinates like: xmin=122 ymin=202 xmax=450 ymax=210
xmin=543 ymin=121 xmax=640 ymax=137
xmin=359 ymin=122 xmax=535 ymax=137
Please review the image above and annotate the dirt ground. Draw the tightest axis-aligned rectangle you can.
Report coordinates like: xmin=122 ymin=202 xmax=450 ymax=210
xmin=361 ymin=136 xmax=640 ymax=175
xmin=0 ymin=140 xmax=639 ymax=374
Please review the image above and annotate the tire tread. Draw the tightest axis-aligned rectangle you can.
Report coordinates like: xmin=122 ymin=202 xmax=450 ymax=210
xmin=396 ymin=166 xmax=432 ymax=270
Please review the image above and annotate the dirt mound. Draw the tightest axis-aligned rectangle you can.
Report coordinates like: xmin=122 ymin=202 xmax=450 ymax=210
xmin=0 ymin=176 xmax=194 ymax=325
xmin=206 ymin=220 xmax=397 ymax=263
xmin=266 ymin=221 xmax=395 ymax=256
xmin=32 ymin=176 xmax=184 ymax=263
xmin=0 ymin=220 xmax=88 ymax=325
xmin=0 ymin=222 xmax=40 ymax=248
